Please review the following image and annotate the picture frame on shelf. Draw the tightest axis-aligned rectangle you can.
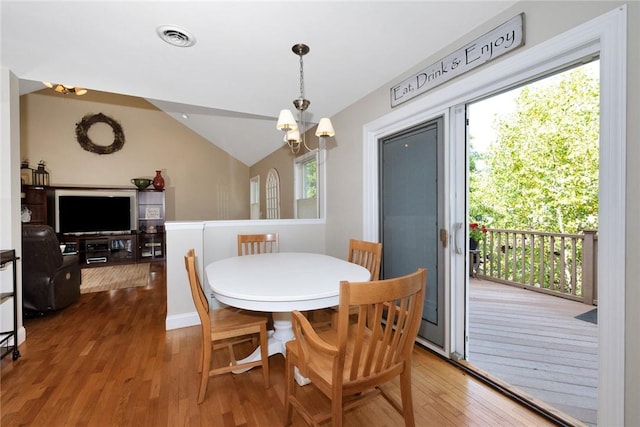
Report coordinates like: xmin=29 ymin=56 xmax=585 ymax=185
xmin=144 ymin=207 xmax=161 ymax=220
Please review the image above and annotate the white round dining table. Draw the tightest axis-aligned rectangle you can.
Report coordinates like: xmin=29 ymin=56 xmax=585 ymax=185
xmin=205 ymin=252 xmax=370 ymax=383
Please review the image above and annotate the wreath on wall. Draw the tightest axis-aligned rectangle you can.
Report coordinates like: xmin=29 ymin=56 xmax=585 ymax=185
xmin=75 ymin=113 xmax=125 ymax=155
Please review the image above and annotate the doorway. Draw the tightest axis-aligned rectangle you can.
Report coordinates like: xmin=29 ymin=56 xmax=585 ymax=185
xmin=379 ymin=118 xmax=445 ymax=348
xmin=464 ymin=60 xmax=600 ymax=425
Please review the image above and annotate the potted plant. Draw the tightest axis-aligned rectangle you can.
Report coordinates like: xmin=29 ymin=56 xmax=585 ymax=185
xmin=469 ymin=223 xmax=487 ymax=250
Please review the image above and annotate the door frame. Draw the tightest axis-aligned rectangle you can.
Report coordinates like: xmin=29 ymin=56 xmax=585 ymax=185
xmin=362 ymin=7 xmax=626 ymax=424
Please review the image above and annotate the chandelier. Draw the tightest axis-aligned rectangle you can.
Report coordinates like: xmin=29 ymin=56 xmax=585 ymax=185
xmin=43 ymin=82 xmax=88 ymax=96
xmin=276 ymin=43 xmax=335 ymax=154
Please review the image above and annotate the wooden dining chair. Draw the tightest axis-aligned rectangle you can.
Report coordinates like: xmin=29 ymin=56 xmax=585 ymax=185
xmin=347 ymin=238 xmax=383 ymax=281
xmin=237 ymin=233 xmax=279 ymax=328
xmin=184 ymin=249 xmax=270 ymax=404
xmin=314 ymin=238 xmax=382 ymax=328
xmin=285 ymin=268 xmax=426 ymax=427
xmin=237 ymin=233 xmax=279 ymax=256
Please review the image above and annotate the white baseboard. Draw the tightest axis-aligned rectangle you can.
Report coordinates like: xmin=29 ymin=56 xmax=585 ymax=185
xmin=165 ymin=312 xmax=200 ymax=330
xmin=18 ymin=325 xmax=25 ymax=344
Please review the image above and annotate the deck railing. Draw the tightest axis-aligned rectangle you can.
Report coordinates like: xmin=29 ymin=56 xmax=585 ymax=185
xmin=475 ymin=228 xmax=598 ymax=305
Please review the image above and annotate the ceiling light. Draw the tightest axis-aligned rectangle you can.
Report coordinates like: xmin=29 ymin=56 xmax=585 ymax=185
xmin=42 ymin=82 xmax=88 ymax=96
xmin=156 ymin=25 xmax=196 ymax=47
xmin=277 ymin=43 xmax=335 ymax=154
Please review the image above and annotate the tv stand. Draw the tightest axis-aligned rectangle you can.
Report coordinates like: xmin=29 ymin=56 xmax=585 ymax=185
xmin=60 ymin=233 xmax=138 ymax=267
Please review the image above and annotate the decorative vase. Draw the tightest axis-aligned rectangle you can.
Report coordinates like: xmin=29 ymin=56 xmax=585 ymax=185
xmin=469 ymin=238 xmax=478 ymax=251
xmin=152 ymin=170 xmax=165 ymax=190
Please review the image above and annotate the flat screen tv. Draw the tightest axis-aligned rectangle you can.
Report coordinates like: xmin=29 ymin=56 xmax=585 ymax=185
xmin=55 ymin=189 xmax=137 ymax=235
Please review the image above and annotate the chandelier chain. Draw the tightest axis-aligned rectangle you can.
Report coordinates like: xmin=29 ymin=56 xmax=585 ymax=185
xmin=298 ymin=53 xmax=305 ymax=103
xmin=298 ymin=50 xmax=307 ymax=150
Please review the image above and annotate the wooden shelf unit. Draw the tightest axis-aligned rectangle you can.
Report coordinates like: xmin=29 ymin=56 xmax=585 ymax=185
xmin=21 ymin=185 xmax=54 ymax=225
xmin=137 ymin=190 xmax=165 ymax=262
xmin=0 ymin=250 xmax=21 ymax=361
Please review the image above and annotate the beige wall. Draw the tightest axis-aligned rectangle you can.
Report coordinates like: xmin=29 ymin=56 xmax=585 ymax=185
xmin=20 ymin=90 xmax=250 ymax=221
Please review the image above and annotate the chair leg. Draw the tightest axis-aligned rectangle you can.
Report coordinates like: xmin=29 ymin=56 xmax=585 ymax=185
xmin=399 ymin=367 xmax=415 ymax=427
xmin=260 ymin=324 xmax=270 ymax=388
xmin=284 ymin=357 xmax=295 ymax=426
xmin=198 ymin=341 xmax=204 ymax=373
xmin=331 ymin=387 xmax=344 ymax=427
xmin=198 ymin=340 xmax=212 ymax=404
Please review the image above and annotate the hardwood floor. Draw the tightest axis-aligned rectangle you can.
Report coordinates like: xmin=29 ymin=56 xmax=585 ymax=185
xmin=1 ymin=262 xmax=556 ymax=426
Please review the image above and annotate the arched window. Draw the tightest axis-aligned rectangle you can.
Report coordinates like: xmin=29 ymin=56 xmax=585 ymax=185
xmin=266 ymin=168 xmax=280 ymax=219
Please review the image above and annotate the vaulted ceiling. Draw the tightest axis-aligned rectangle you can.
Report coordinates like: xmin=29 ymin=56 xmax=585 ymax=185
xmin=1 ymin=1 xmax=518 ymax=165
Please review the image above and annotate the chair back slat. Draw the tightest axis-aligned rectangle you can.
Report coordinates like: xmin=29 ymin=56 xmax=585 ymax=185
xmin=237 ymin=233 xmax=279 ymax=256
xmin=339 ymin=269 xmax=426 ymax=384
xmin=347 ymin=239 xmax=382 ymax=280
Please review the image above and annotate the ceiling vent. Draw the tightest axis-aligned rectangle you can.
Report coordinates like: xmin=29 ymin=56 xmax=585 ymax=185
xmin=156 ymin=25 xmax=196 ymax=47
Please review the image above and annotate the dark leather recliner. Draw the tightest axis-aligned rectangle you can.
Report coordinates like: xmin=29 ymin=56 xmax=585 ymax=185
xmin=21 ymin=224 xmax=81 ymax=313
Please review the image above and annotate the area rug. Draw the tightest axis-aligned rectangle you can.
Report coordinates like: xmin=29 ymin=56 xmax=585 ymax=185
xmin=80 ymin=263 xmax=150 ymax=294
xmin=575 ymin=308 xmax=598 ymax=325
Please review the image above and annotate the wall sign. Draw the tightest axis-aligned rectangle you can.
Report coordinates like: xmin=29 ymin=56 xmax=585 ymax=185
xmin=390 ymin=13 xmax=524 ymax=108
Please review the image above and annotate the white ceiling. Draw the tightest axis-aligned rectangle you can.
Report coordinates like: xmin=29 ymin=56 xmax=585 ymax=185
xmin=1 ymin=1 xmax=518 ymax=166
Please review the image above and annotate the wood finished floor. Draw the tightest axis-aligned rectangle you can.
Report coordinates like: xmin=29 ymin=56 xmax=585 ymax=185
xmin=1 ymin=262 xmax=556 ymax=426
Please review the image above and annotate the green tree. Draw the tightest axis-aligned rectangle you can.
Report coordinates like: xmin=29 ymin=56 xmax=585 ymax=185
xmin=303 ymin=158 xmax=317 ymax=198
xmin=471 ymin=67 xmax=599 ymax=233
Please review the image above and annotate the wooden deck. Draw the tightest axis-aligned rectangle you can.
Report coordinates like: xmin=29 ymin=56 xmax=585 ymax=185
xmin=468 ymin=277 xmax=598 ymax=426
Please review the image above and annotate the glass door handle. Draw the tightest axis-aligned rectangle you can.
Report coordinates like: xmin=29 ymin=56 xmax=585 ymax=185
xmin=454 ymin=222 xmax=463 ymax=255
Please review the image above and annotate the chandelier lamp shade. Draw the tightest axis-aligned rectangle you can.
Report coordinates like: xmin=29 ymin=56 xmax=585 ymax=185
xmin=277 ymin=43 xmax=335 ymax=153
xmin=43 ymin=82 xmax=88 ymax=96
xmin=315 ymin=118 xmax=335 ymax=137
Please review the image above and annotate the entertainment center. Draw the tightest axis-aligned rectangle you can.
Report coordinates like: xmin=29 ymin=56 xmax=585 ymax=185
xmin=21 ymin=185 xmax=165 ymax=267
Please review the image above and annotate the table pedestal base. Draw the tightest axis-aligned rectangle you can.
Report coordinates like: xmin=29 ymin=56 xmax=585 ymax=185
xmin=232 ymin=312 xmax=311 ymax=385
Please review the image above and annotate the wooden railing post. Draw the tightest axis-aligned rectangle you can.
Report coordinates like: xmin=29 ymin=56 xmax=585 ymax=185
xmin=582 ymin=230 xmax=597 ymax=305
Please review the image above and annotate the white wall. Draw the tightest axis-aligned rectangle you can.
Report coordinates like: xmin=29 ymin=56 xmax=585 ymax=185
xmin=0 ymin=69 xmax=25 ymax=345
